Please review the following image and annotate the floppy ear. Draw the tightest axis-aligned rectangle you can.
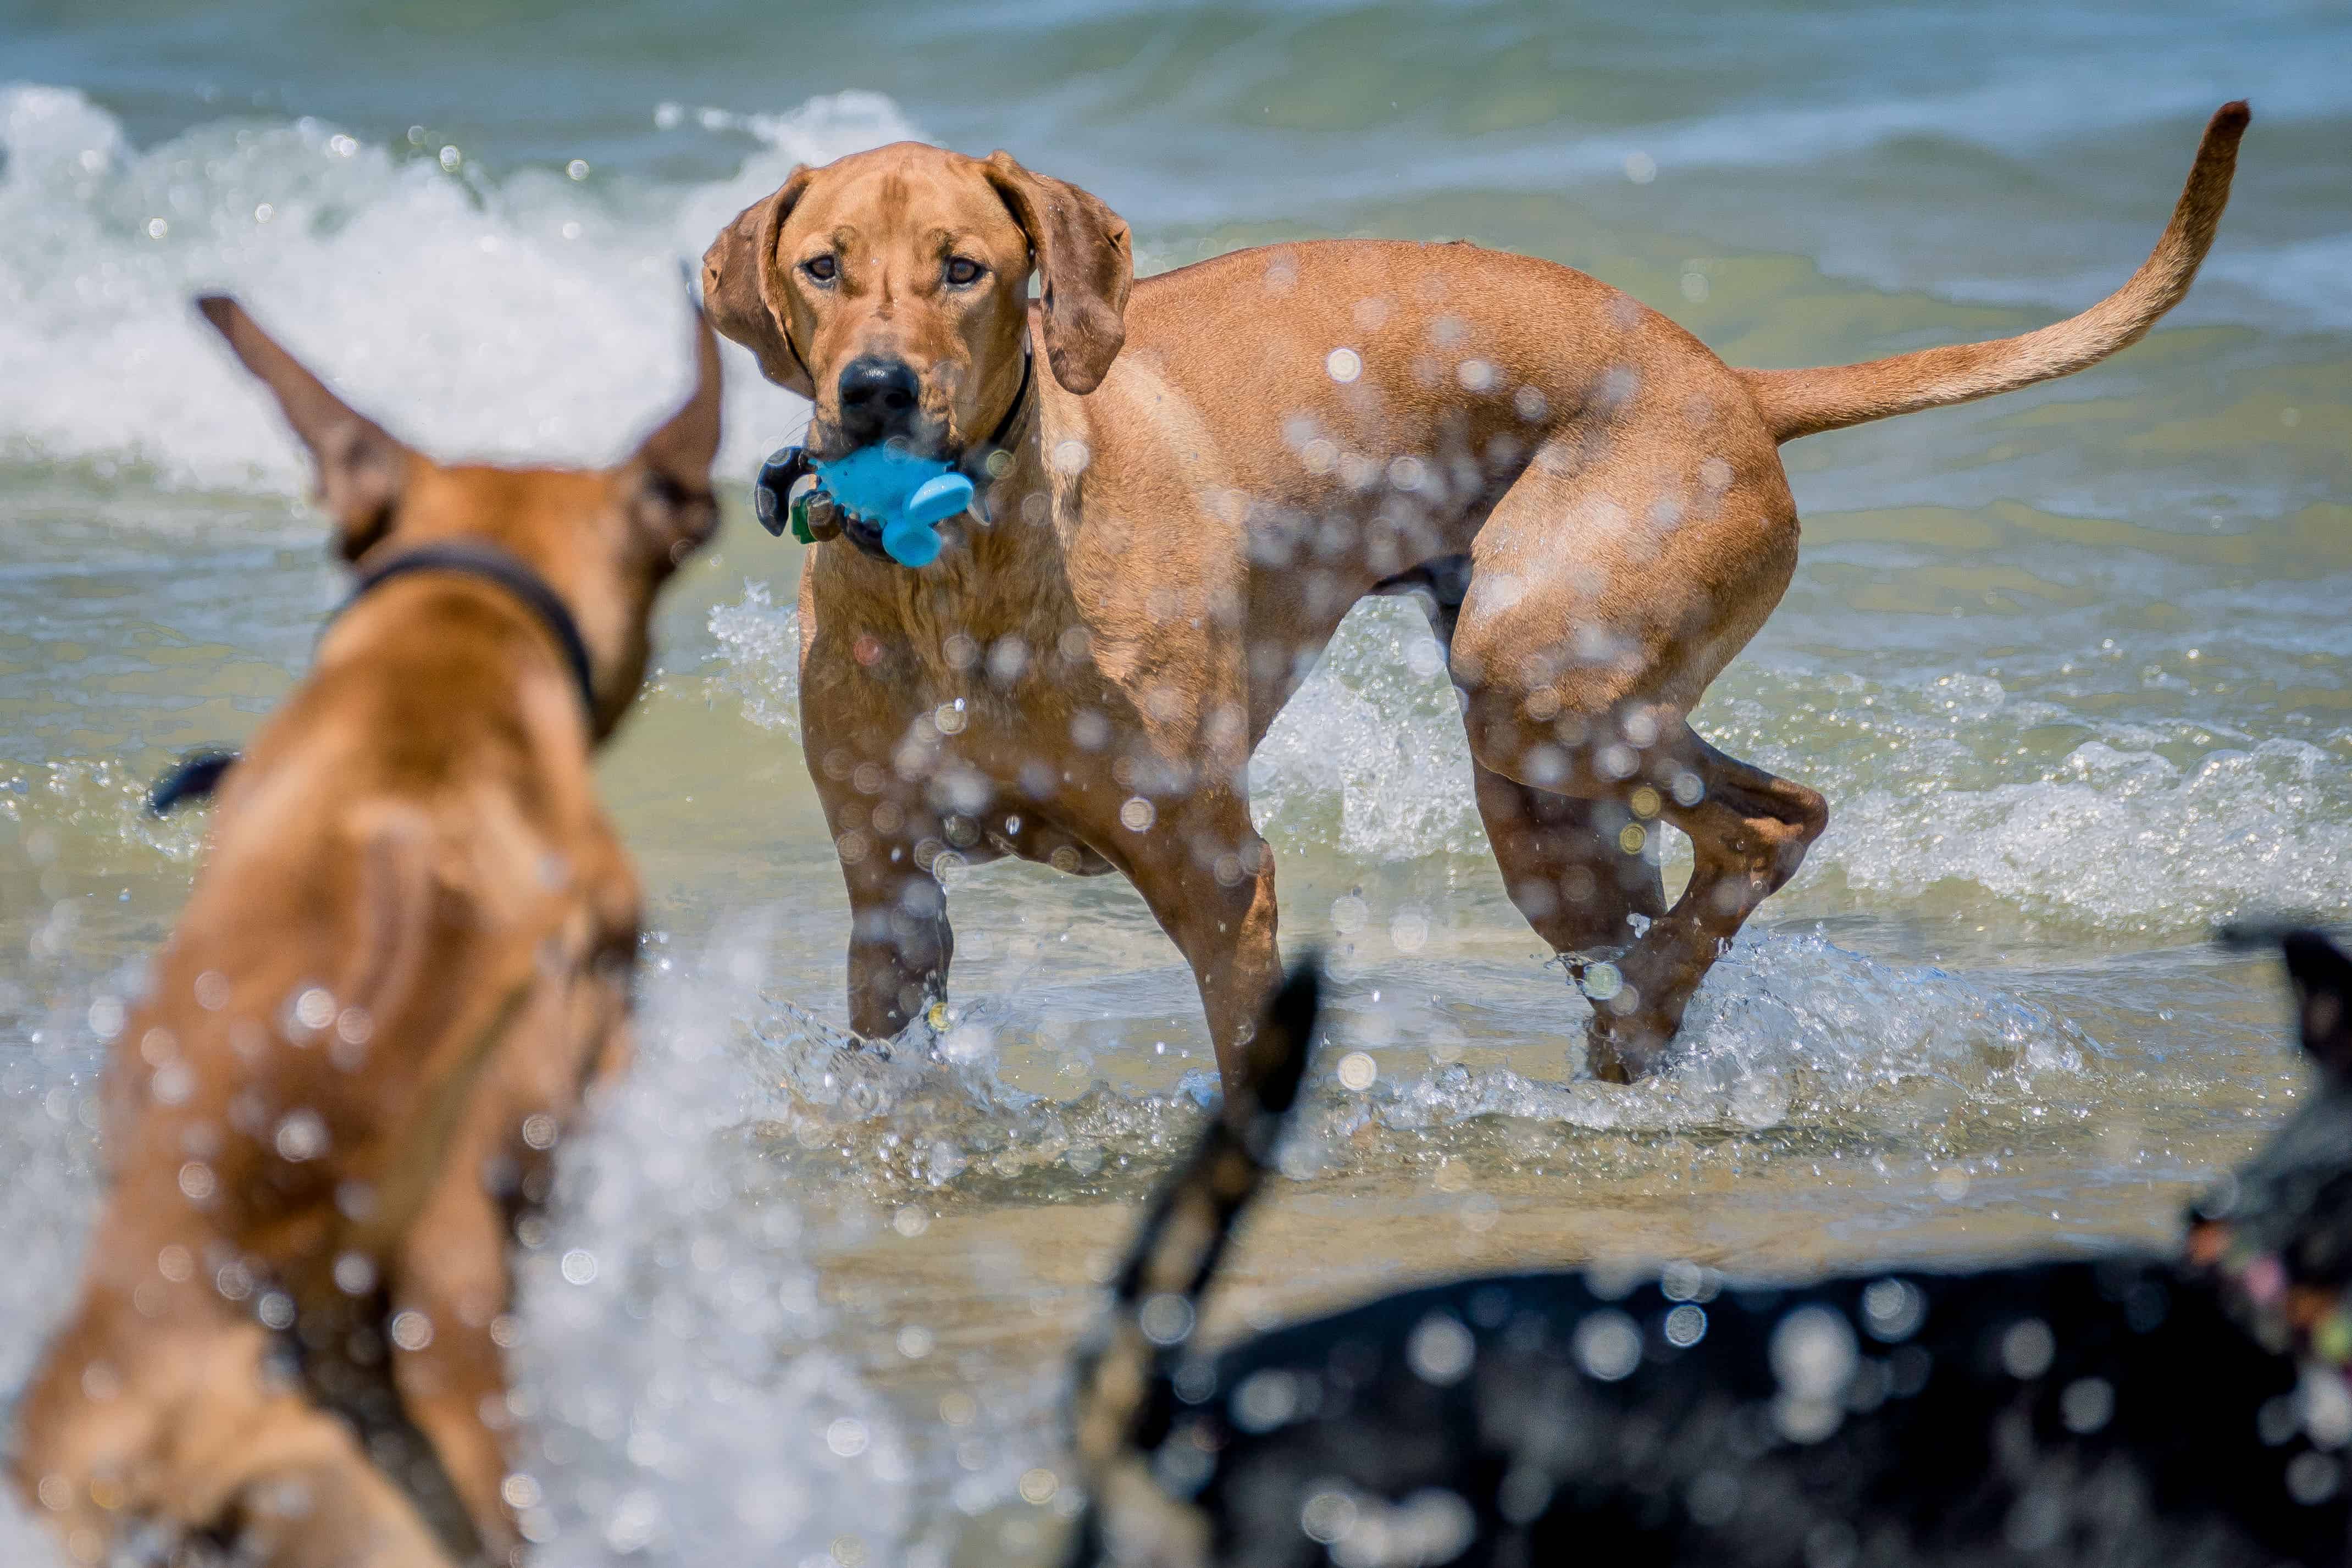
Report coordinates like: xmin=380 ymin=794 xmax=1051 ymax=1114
xmin=624 ymin=300 xmax=725 ymax=569
xmin=983 ymin=152 xmax=1132 ymax=395
xmin=2283 ymin=930 xmax=2352 ymax=1080
xmin=197 ymin=295 xmax=415 ymax=562
xmin=701 ymin=169 xmax=816 ymax=397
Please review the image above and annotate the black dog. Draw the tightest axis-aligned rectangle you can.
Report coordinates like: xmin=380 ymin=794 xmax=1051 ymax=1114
xmin=1065 ymin=935 xmax=2352 ymax=1566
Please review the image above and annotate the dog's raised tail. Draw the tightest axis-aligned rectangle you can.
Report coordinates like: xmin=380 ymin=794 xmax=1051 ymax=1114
xmin=1739 ymin=101 xmax=2248 ymax=444
xmin=1066 ymin=958 xmax=1322 ymax=1506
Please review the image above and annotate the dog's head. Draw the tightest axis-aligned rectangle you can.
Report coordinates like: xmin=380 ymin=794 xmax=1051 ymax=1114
xmin=701 ymin=141 xmax=1131 ymax=466
xmin=2193 ymin=932 xmax=2352 ymax=1297
xmin=196 ymin=294 xmax=723 ymax=741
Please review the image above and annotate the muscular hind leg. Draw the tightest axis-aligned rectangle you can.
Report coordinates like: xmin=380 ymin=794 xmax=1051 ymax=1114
xmin=1438 ymin=441 xmax=1822 ymax=1079
xmin=1584 ymin=726 xmax=1826 ymax=1081
xmin=1458 ymin=690 xmax=1826 ymax=1081
xmin=1472 ymin=764 xmax=1668 ymax=955
xmin=1402 ymin=560 xmax=1667 ymax=955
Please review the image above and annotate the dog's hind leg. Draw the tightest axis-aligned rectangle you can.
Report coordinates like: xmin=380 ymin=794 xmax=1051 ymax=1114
xmin=1448 ymin=446 xmax=1825 ymax=1080
xmin=14 ymin=1205 xmax=453 ymax=1567
xmin=1584 ymin=726 xmax=1826 ymax=1078
xmin=1399 ymin=561 xmax=1667 ymax=952
xmin=1470 ymin=767 xmax=1668 ymax=954
xmin=390 ymin=1169 xmax=522 ymax=1565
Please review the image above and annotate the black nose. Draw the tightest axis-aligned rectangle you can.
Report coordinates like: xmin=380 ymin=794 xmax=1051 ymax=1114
xmin=837 ymin=356 xmax=921 ymax=441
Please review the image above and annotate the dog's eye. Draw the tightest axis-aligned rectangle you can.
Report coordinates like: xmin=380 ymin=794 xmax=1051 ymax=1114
xmin=802 ymin=254 xmax=838 ymax=284
xmin=944 ymin=257 xmax=985 ymax=288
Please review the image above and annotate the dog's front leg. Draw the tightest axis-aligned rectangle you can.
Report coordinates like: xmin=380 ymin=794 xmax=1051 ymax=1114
xmin=1117 ymin=793 xmax=1282 ymax=1100
xmin=834 ymin=798 xmax=958 ymax=1040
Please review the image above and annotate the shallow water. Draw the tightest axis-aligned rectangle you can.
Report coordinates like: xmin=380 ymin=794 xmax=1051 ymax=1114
xmin=3 ymin=1 xmax=2349 ymax=1561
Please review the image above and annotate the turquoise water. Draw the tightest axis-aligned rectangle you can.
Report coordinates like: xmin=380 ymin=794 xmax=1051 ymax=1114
xmin=3 ymin=2 xmax=2349 ymax=1561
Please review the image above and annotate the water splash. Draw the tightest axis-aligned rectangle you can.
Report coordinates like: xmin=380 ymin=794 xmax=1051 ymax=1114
xmin=709 ymin=580 xmax=803 ymax=744
xmin=1826 ymin=739 xmax=2352 ymax=931
xmin=0 ymin=758 xmax=204 ymax=870
xmin=745 ymin=927 xmax=2096 ymax=1205
xmin=516 ymin=922 xmax=910 ymax=1566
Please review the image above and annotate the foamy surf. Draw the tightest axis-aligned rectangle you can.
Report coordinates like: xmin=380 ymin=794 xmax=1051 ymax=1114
xmin=0 ymin=84 xmax=920 ymax=491
xmin=747 ymin=926 xmax=2097 ymax=1205
xmin=709 ymin=583 xmax=2352 ymax=938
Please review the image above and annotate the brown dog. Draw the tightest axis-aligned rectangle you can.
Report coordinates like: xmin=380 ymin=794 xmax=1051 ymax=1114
xmin=702 ymin=106 xmax=2244 ymax=1089
xmin=10 ymin=298 xmax=722 ymax=1566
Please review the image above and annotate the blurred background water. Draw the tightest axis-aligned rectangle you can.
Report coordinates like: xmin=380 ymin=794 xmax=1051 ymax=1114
xmin=2 ymin=1 xmax=2348 ymax=1561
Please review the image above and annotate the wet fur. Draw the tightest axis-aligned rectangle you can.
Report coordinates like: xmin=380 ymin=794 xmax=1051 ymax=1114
xmin=1070 ymin=933 xmax=2352 ymax=1566
xmin=9 ymin=298 xmax=723 ymax=1567
xmin=704 ymin=109 xmax=2245 ymax=1092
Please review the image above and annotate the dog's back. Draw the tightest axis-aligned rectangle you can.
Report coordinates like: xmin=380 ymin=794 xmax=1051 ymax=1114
xmin=1176 ymin=1261 xmax=2331 ymax=1567
xmin=1071 ymin=934 xmax=2352 ymax=1567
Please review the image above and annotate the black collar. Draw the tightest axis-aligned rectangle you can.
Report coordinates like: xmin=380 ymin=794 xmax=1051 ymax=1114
xmin=338 ymin=542 xmax=597 ymax=722
xmin=975 ymin=343 xmax=1036 ymax=466
xmin=148 ymin=541 xmax=596 ymax=815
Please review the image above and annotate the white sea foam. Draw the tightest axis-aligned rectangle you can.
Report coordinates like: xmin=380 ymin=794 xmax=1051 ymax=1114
xmin=711 ymin=582 xmax=2352 ymax=935
xmin=1824 ymin=738 xmax=2352 ymax=931
xmin=0 ymin=84 xmax=920 ymax=489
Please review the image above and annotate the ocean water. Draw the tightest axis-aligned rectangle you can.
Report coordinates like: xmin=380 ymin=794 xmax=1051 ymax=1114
xmin=2 ymin=0 xmax=2349 ymax=1560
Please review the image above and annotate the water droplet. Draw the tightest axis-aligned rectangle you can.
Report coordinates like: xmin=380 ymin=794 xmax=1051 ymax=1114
xmin=1408 ymin=1315 xmax=1476 ymax=1384
xmin=1574 ymin=1310 xmax=1641 ymax=1381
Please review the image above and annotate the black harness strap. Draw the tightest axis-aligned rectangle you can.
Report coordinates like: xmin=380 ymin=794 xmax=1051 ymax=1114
xmin=146 ymin=542 xmax=596 ymax=816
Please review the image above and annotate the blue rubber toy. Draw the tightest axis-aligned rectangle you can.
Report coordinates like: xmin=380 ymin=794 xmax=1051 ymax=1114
xmin=811 ymin=446 xmax=973 ymax=568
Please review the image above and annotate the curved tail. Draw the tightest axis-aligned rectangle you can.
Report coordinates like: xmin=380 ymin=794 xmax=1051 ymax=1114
xmin=1740 ymin=101 xmax=2248 ymax=444
xmin=1066 ymin=958 xmax=1322 ymax=1536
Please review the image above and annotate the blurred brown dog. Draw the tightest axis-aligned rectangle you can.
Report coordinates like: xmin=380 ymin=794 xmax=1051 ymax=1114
xmin=704 ymin=106 xmax=2243 ymax=1087
xmin=10 ymin=298 xmax=722 ymax=1566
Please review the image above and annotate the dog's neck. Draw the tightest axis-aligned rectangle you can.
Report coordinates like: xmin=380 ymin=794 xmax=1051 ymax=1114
xmin=340 ymin=541 xmax=600 ymax=726
xmin=963 ymin=343 xmax=1037 ymax=507
xmin=2189 ymin=1217 xmax=2352 ymax=1374
xmin=913 ymin=341 xmax=1061 ymax=597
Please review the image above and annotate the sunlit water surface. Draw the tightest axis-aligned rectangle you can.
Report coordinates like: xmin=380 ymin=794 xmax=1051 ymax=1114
xmin=3 ymin=1 xmax=2349 ymax=1560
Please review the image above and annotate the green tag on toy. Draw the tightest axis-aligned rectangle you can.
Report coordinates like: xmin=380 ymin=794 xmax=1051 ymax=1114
xmin=789 ymin=491 xmax=815 ymax=545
